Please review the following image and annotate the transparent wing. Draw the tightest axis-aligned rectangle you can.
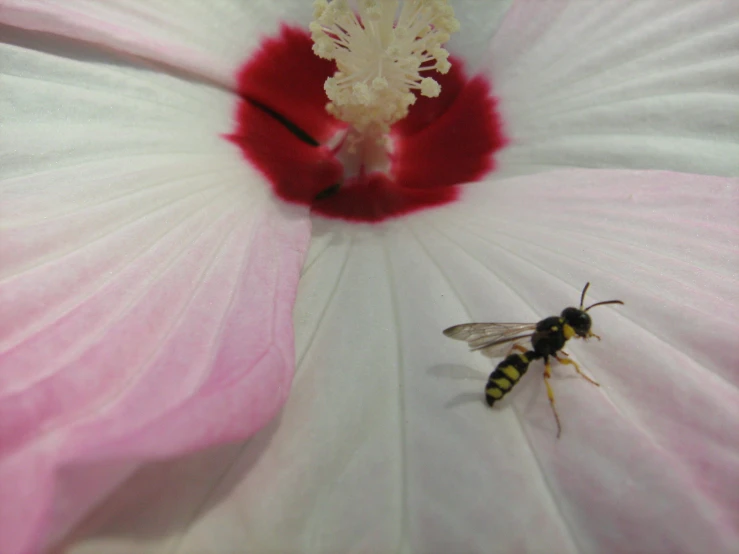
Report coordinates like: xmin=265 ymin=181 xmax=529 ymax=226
xmin=442 ymin=322 xmax=537 ymax=359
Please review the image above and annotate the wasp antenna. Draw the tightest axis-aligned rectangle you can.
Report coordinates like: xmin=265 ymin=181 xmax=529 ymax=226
xmin=585 ymin=299 xmax=625 ymax=311
xmin=579 ymin=282 xmax=591 ymax=310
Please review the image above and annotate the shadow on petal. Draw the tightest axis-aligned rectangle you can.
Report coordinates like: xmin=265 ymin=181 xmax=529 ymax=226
xmin=54 ymin=415 xmax=283 ymax=551
xmin=427 ymin=363 xmax=485 ymax=381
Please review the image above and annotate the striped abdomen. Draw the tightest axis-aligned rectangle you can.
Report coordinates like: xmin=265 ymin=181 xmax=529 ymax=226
xmin=485 ymin=350 xmax=538 ymax=406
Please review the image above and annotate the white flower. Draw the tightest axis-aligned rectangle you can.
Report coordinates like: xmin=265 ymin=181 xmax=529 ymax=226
xmin=1 ymin=1 xmax=738 ymax=553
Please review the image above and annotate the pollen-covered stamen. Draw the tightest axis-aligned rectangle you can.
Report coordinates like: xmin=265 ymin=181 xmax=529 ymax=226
xmin=311 ymin=0 xmax=459 ymax=135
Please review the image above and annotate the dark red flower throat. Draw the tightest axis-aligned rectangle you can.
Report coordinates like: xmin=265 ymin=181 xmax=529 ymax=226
xmin=227 ymin=26 xmax=506 ymax=223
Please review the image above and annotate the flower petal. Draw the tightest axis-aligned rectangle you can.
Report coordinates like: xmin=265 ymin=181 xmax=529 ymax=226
xmin=0 ymin=0 xmax=314 ymax=87
xmin=62 ymin=170 xmax=739 ymax=554
xmin=445 ymin=0 xmax=514 ymax=70
xmin=0 ymin=38 xmax=309 ymax=554
xmin=486 ymin=0 xmax=739 ymax=177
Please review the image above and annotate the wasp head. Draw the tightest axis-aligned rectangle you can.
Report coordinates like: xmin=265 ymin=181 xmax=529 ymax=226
xmin=561 ymin=307 xmax=592 ymax=337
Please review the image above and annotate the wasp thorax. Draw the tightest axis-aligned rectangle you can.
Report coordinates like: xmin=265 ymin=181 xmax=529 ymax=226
xmin=310 ymin=0 xmax=459 ymax=137
xmin=561 ymin=307 xmax=592 ymax=337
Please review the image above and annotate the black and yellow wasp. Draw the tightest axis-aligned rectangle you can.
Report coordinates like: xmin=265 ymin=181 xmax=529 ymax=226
xmin=443 ymin=283 xmax=623 ymax=437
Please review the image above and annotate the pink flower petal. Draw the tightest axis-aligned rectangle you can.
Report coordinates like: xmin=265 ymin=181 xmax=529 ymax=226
xmin=61 ymin=170 xmax=739 ymax=554
xmin=445 ymin=0 xmax=513 ymax=69
xmin=0 ymin=0 xmax=311 ymax=87
xmin=0 ymin=38 xmax=310 ymax=554
xmin=486 ymin=0 xmax=739 ymax=177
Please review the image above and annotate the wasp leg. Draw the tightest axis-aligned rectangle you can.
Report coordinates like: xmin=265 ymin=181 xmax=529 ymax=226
xmin=588 ymin=331 xmax=602 ymax=341
xmin=543 ymin=358 xmax=563 ymax=439
xmin=554 ymin=354 xmax=600 ymax=387
xmin=506 ymin=343 xmax=528 ymax=356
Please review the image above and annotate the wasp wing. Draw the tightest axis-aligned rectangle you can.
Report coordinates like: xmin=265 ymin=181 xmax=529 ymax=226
xmin=443 ymin=322 xmax=537 ymax=359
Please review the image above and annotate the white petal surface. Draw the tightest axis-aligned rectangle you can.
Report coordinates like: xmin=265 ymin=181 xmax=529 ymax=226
xmin=486 ymin=0 xmax=739 ymax=177
xmin=445 ymin=0 xmax=514 ymax=70
xmin=0 ymin=37 xmax=309 ymax=554
xmin=0 ymin=0 xmax=313 ymax=88
xmin=64 ymin=170 xmax=739 ymax=554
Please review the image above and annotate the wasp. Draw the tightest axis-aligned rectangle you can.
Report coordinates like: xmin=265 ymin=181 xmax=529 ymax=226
xmin=443 ymin=283 xmax=623 ymax=437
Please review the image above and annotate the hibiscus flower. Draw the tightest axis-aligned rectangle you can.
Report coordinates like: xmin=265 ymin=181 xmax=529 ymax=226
xmin=1 ymin=1 xmax=738 ymax=554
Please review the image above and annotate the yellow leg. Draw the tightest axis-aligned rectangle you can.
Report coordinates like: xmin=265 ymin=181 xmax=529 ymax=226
xmin=588 ymin=331 xmax=601 ymax=341
xmin=506 ymin=343 xmax=528 ymax=356
xmin=554 ymin=354 xmax=600 ymax=387
xmin=543 ymin=359 xmax=562 ymax=439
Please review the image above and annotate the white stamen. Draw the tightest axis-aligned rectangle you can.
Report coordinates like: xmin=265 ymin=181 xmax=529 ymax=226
xmin=311 ymin=0 xmax=459 ymax=135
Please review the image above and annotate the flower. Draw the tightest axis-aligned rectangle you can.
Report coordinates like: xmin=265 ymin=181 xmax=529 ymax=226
xmin=1 ymin=1 xmax=738 ymax=554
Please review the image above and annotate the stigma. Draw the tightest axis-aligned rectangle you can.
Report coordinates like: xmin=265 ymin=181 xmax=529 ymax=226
xmin=310 ymin=0 xmax=459 ymax=136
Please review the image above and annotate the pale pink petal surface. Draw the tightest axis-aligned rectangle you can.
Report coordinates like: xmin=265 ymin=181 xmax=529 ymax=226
xmin=444 ymin=0 xmax=513 ymax=69
xmin=0 ymin=23 xmax=310 ymax=554
xmin=63 ymin=170 xmax=739 ymax=554
xmin=487 ymin=0 xmax=739 ymax=177
xmin=0 ymin=0 xmax=313 ymax=87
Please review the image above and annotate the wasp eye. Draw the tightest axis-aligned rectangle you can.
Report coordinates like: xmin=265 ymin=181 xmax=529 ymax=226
xmin=562 ymin=307 xmax=592 ymax=336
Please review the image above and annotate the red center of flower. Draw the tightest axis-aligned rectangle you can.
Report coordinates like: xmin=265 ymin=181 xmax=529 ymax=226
xmin=227 ymin=25 xmax=506 ymax=223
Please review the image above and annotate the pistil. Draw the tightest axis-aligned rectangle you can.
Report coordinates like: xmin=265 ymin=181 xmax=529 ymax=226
xmin=310 ymin=0 xmax=459 ymax=139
